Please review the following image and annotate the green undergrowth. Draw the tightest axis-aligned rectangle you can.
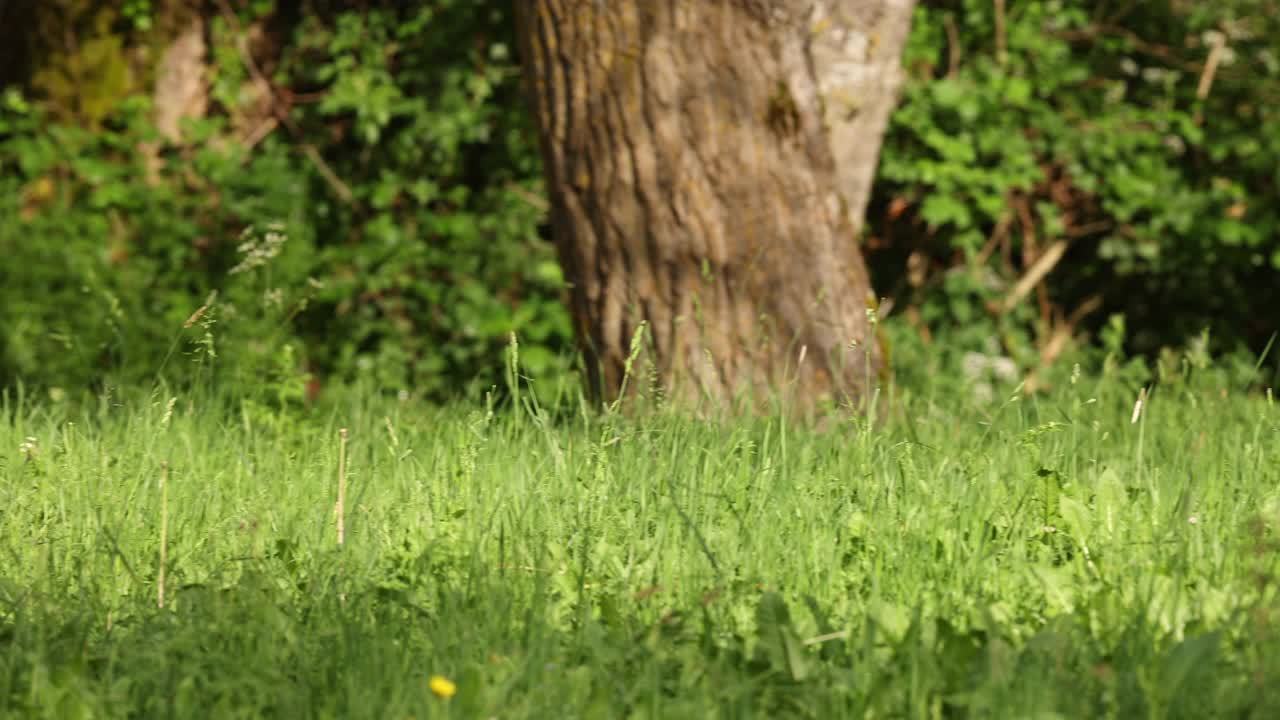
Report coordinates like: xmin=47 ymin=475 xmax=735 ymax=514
xmin=1 ymin=366 xmax=1278 ymax=718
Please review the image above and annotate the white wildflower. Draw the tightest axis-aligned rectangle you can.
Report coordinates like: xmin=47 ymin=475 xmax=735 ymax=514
xmin=962 ymin=352 xmax=988 ymax=381
xmin=990 ymin=356 xmax=1018 ymax=384
xmin=263 ymin=288 xmax=285 ymax=310
xmin=229 ymin=222 xmax=288 ymax=275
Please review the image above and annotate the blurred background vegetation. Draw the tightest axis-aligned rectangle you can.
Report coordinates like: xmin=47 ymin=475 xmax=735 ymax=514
xmin=1 ymin=0 xmax=1276 ymax=402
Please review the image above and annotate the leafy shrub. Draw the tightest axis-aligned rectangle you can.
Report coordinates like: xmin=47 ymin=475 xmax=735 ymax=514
xmin=868 ymin=0 xmax=1279 ymax=375
xmin=0 ymin=1 xmax=572 ymax=400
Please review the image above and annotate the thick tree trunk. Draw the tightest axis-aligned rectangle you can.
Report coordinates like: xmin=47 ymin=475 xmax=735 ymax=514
xmin=517 ymin=1 xmax=913 ymax=410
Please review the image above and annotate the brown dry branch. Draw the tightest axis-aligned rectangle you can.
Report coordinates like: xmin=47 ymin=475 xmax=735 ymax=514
xmin=994 ymin=0 xmax=1008 ymax=65
xmin=1001 ymin=239 xmax=1068 ymax=315
xmin=1196 ymin=31 xmax=1226 ymax=100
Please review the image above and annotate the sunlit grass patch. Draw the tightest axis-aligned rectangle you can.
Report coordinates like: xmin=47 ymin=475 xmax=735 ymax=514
xmin=0 ymin=365 xmax=1277 ymax=717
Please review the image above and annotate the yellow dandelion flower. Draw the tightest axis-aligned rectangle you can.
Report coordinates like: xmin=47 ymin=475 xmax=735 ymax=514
xmin=429 ymin=675 xmax=457 ymax=699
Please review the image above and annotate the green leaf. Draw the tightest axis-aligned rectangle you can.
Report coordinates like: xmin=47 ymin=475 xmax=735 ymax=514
xmin=1058 ymin=494 xmax=1091 ymax=544
xmin=1159 ymin=631 xmax=1221 ymax=705
xmin=755 ymin=593 xmax=809 ymax=681
xmin=920 ymin=194 xmax=973 ymax=229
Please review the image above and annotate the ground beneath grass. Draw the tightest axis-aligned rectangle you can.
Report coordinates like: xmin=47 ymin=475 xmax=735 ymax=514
xmin=2 ymin=374 xmax=1278 ymax=717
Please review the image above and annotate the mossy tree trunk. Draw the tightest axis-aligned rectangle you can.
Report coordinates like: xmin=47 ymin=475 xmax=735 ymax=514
xmin=517 ymin=1 xmax=914 ymax=411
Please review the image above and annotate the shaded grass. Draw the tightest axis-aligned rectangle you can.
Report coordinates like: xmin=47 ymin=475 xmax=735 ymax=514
xmin=1 ymin=369 xmax=1278 ymax=718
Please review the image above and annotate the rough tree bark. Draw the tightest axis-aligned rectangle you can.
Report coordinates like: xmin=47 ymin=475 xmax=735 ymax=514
xmin=516 ymin=1 xmax=915 ymax=410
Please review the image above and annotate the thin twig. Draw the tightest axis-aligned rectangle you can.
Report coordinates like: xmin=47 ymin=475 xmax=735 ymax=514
xmin=804 ymin=630 xmax=850 ymax=646
xmin=1067 ymin=293 xmax=1104 ymax=326
xmin=1064 ymin=219 xmax=1114 ymax=238
xmin=242 ymin=116 xmax=280 ymax=150
xmin=944 ymin=14 xmax=962 ymax=77
xmin=506 ymin=182 xmax=550 ymax=212
xmin=976 ymin=208 xmax=1013 ymax=267
xmin=1054 ymin=25 xmax=1200 ymax=72
xmin=994 ymin=0 xmax=1007 ymax=64
xmin=1032 ymin=294 xmax=1102 ymax=377
xmin=1001 ymin=240 xmax=1068 ymax=314
xmin=1196 ymin=31 xmax=1226 ymax=100
xmin=212 ymin=0 xmax=355 ymax=204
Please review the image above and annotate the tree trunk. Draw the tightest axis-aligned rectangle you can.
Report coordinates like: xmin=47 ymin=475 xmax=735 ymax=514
xmin=142 ymin=9 xmax=210 ymax=183
xmin=151 ymin=13 xmax=209 ymax=145
xmin=516 ymin=1 xmax=914 ymax=410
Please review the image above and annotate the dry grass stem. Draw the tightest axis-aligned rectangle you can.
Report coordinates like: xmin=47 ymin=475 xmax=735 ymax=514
xmin=158 ymin=462 xmax=169 ymax=609
xmin=337 ymin=428 xmax=348 ymax=546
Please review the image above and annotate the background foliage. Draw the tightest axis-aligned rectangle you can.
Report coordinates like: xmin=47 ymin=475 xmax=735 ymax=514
xmin=1 ymin=0 xmax=1276 ymax=398
xmin=869 ymin=0 xmax=1280 ymax=377
xmin=0 ymin=0 xmax=567 ymax=400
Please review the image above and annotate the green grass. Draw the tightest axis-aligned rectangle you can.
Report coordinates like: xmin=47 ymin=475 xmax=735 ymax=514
xmin=1 ymin=368 xmax=1278 ymax=718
